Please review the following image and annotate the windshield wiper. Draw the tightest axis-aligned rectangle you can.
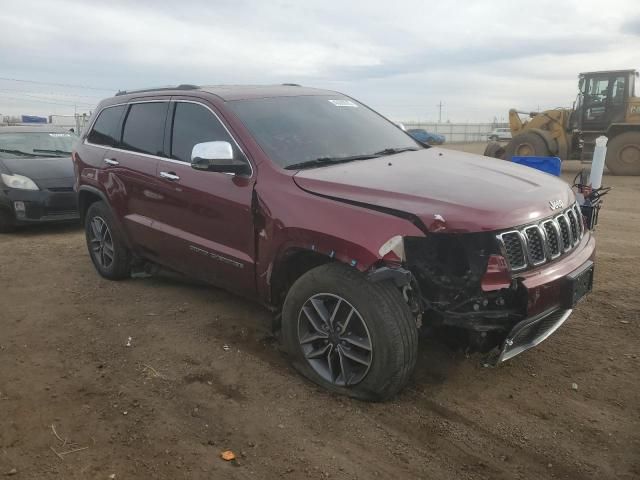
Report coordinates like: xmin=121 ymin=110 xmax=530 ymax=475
xmin=284 ymin=153 xmax=381 ymax=170
xmin=0 ymin=148 xmax=41 ymax=157
xmin=372 ymin=147 xmax=421 ymax=156
xmin=284 ymin=147 xmax=420 ymax=170
xmin=33 ymin=148 xmax=72 ymax=156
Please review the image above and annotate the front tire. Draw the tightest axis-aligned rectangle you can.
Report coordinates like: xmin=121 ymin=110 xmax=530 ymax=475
xmin=84 ymin=201 xmax=131 ymax=280
xmin=282 ymin=263 xmax=418 ymax=401
xmin=605 ymin=132 xmax=640 ymax=175
xmin=505 ymin=132 xmax=551 ymax=160
xmin=484 ymin=141 xmax=506 ymax=159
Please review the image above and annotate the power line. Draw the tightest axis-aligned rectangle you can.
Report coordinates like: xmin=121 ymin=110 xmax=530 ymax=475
xmin=0 ymin=87 xmax=103 ymax=99
xmin=0 ymin=94 xmax=94 ymax=108
xmin=0 ymin=90 xmax=98 ymax=105
xmin=0 ymin=76 xmax=114 ymax=92
xmin=7 ymin=92 xmax=95 ymax=106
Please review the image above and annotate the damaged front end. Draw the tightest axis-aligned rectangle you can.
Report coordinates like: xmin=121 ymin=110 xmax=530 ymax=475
xmin=370 ymin=233 xmax=528 ymax=358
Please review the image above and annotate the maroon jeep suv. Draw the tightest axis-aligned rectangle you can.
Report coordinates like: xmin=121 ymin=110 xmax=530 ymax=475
xmin=73 ymin=85 xmax=595 ymax=400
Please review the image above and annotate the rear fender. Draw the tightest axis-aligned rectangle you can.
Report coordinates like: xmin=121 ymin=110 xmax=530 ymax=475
xmin=78 ymin=185 xmax=133 ymax=249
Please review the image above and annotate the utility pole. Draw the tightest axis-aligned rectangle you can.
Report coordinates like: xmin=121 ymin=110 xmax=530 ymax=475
xmin=437 ymin=101 xmax=444 ymax=123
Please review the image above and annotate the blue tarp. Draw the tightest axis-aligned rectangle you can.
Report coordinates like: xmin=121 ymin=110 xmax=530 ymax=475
xmin=21 ymin=115 xmax=47 ymax=123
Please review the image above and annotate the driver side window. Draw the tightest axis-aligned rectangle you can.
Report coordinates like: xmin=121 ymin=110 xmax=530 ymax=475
xmin=611 ymin=76 xmax=626 ymax=105
xmin=170 ymin=102 xmax=238 ymax=163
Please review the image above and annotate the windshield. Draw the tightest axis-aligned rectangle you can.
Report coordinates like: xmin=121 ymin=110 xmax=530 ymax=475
xmin=227 ymin=95 xmax=420 ymax=168
xmin=0 ymin=132 xmax=77 ymax=158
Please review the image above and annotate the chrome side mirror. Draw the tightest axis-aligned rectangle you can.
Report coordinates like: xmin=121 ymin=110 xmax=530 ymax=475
xmin=191 ymin=141 xmax=248 ymax=175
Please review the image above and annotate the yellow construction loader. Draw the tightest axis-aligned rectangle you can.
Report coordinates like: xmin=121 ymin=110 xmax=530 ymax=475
xmin=484 ymin=69 xmax=640 ymax=175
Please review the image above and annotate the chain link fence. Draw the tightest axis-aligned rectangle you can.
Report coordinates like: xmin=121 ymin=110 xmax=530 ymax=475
xmin=402 ymin=122 xmax=509 ymax=143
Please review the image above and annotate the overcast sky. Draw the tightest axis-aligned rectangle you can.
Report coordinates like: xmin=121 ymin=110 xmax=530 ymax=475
xmin=0 ymin=0 xmax=637 ymax=122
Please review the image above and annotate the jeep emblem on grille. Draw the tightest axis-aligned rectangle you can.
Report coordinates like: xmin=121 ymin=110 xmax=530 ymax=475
xmin=549 ymin=199 xmax=564 ymax=210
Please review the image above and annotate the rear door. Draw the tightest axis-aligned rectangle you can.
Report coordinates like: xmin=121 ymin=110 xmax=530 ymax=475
xmin=151 ymin=99 xmax=256 ymax=295
xmin=103 ymin=100 xmax=169 ymax=251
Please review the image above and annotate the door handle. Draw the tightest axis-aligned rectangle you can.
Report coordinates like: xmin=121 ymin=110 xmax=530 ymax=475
xmin=160 ymin=171 xmax=180 ymax=181
xmin=104 ymin=158 xmax=119 ymax=166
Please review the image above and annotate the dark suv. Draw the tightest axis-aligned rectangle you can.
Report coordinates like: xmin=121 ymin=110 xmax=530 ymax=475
xmin=73 ymin=85 xmax=595 ymax=400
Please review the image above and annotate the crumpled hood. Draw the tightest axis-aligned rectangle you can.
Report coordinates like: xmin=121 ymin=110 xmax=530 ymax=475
xmin=292 ymin=148 xmax=575 ymax=232
xmin=0 ymin=157 xmax=74 ymax=184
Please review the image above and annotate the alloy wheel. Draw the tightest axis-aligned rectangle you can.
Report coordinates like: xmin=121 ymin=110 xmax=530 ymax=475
xmin=297 ymin=293 xmax=373 ymax=386
xmin=88 ymin=216 xmax=115 ymax=269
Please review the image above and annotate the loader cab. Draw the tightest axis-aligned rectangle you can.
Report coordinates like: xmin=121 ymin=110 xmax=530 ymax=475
xmin=574 ymin=69 xmax=637 ymax=132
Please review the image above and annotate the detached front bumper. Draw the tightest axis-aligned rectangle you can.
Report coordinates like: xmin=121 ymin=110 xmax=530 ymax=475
xmin=498 ymin=308 xmax=573 ymax=362
xmin=2 ymin=188 xmax=79 ymax=224
xmin=496 ymin=236 xmax=596 ymax=362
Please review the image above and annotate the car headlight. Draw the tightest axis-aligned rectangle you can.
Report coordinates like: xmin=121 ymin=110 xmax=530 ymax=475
xmin=1 ymin=173 xmax=39 ymax=190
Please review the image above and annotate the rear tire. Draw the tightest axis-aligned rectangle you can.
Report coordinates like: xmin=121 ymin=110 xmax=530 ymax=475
xmin=605 ymin=132 xmax=640 ymax=176
xmin=282 ymin=263 xmax=418 ymax=401
xmin=505 ymin=132 xmax=551 ymax=160
xmin=0 ymin=209 xmax=16 ymax=233
xmin=84 ymin=201 xmax=131 ymax=280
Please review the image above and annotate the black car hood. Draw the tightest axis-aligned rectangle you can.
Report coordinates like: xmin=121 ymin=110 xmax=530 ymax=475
xmin=0 ymin=156 xmax=74 ymax=184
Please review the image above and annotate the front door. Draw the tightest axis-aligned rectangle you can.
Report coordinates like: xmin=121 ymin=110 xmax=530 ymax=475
xmin=152 ymin=100 xmax=256 ymax=295
xmin=581 ymin=74 xmax=629 ymax=131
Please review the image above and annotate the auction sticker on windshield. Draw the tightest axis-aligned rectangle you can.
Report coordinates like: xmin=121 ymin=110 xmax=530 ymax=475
xmin=328 ymin=99 xmax=358 ymax=107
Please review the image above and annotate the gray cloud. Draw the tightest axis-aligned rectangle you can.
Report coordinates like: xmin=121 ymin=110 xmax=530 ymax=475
xmin=622 ymin=18 xmax=640 ymax=35
xmin=0 ymin=0 xmax=636 ymax=121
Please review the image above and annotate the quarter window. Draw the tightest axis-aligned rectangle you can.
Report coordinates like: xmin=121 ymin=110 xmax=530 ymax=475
xmin=171 ymin=102 xmax=235 ymax=163
xmin=121 ymin=102 xmax=168 ymax=156
xmin=87 ymin=105 xmax=125 ymax=147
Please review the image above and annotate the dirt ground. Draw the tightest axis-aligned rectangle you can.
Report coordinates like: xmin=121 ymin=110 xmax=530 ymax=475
xmin=1 ymin=143 xmax=638 ymax=479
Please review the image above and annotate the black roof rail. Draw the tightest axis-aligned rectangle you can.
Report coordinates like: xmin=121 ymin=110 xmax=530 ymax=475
xmin=115 ymin=84 xmax=200 ymax=96
xmin=281 ymin=83 xmax=301 ymax=87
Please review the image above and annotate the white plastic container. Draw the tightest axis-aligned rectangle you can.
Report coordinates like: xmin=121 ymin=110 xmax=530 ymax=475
xmin=589 ymin=136 xmax=608 ymax=189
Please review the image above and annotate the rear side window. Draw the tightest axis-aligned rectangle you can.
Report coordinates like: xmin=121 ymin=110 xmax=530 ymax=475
xmin=121 ymin=102 xmax=168 ymax=156
xmin=170 ymin=102 xmax=235 ymax=162
xmin=87 ymin=105 xmax=125 ymax=147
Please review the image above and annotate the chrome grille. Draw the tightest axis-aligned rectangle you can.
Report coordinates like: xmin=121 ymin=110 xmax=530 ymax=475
xmin=566 ymin=209 xmax=579 ymax=245
xmin=497 ymin=204 xmax=584 ymax=271
xmin=542 ymin=220 xmax=560 ymax=257
xmin=524 ymin=226 xmax=545 ymax=265
xmin=573 ymin=204 xmax=584 ymax=238
xmin=501 ymin=232 xmax=526 ymax=270
xmin=556 ymin=215 xmax=572 ymax=251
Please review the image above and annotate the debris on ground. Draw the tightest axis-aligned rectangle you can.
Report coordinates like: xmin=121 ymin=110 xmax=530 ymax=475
xmin=126 ymin=337 xmax=132 ymax=347
xmin=571 ymin=383 xmax=579 ymax=391
xmin=221 ymin=450 xmax=236 ymax=461
xmin=4 ymin=468 xmax=17 ymax=476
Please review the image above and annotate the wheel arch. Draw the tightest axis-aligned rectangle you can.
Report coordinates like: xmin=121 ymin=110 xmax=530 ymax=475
xmin=607 ymin=123 xmax=640 ymax=140
xmin=267 ymin=234 xmax=389 ymax=316
xmin=78 ymin=186 xmax=132 ymax=247
xmin=78 ymin=185 xmax=108 ymax=222
xmin=270 ymin=248 xmax=335 ymax=308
